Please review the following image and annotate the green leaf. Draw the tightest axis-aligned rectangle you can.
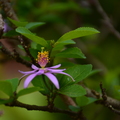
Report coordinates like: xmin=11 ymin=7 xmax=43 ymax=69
xmin=8 ymin=18 xmax=28 ymax=27
xmin=29 ymin=48 xmax=38 ymax=58
xmin=59 ymin=64 xmax=92 ymax=87
xmin=55 ymin=27 xmax=100 ymax=44
xmin=51 ymin=40 xmax=76 ymax=57
xmin=58 ymin=40 xmax=76 ymax=45
xmin=68 ymin=105 xmax=80 ymax=112
xmin=21 ymin=55 xmax=31 ymax=61
xmin=16 ymin=27 xmax=48 ymax=47
xmin=0 ymin=81 xmax=13 ymax=96
xmin=55 ymin=47 xmax=86 ymax=59
xmin=3 ymin=30 xmax=19 ymax=37
xmin=17 ymin=87 xmax=43 ymax=97
xmin=25 ymin=22 xmax=45 ymax=29
xmin=60 ymin=62 xmax=75 ymax=68
xmin=68 ymin=64 xmax=92 ymax=83
xmin=0 ymin=99 xmax=13 ymax=105
xmin=32 ymin=75 xmax=50 ymax=95
xmin=76 ymin=96 xmax=97 ymax=106
xmin=76 ymin=96 xmax=88 ymax=106
xmin=18 ymin=45 xmax=24 ymax=50
xmin=54 ymin=40 xmax=76 ymax=48
xmin=89 ymin=69 xmax=102 ymax=76
xmin=6 ymin=78 xmax=19 ymax=92
xmin=59 ymin=84 xmax=86 ymax=97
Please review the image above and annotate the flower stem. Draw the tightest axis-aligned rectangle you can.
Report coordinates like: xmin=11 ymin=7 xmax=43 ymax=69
xmin=42 ymin=75 xmax=52 ymax=92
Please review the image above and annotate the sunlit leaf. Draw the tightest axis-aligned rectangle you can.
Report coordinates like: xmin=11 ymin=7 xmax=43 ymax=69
xmin=55 ymin=27 xmax=100 ymax=45
xmin=17 ymin=87 xmax=43 ymax=97
xmin=6 ymin=78 xmax=19 ymax=92
xmin=0 ymin=81 xmax=13 ymax=96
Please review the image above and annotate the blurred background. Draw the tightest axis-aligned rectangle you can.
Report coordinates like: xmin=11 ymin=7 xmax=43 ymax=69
xmin=0 ymin=0 xmax=120 ymax=119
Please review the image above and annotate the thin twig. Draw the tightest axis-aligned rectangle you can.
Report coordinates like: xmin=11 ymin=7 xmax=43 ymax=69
xmin=88 ymin=0 xmax=120 ymax=39
xmin=100 ymin=82 xmax=107 ymax=102
xmin=13 ymin=49 xmax=32 ymax=67
xmin=99 ymin=83 xmax=120 ymax=115
xmin=0 ymin=0 xmax=18 ymax=20
xmin=0 ymin=14 xmax=4 ymax=38
xmin=83 ymin=84 xmax=120 ymax=110
xmin=82 ymin=83 xmax=120 ymax=115
xmin=0 ymin=42 xmax=31 ymax=67
xmin=18 ymin=36 xmax=36 ymax=65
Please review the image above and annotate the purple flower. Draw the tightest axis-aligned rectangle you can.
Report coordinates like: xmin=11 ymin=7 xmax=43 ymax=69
xmin=19 ymin=48 xmax=74 ymax=89
xmin=3 ymin=21 xmax=12 ymax=32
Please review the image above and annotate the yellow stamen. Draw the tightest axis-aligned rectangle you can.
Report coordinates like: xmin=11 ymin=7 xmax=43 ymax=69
xmin=36 ymin=48 xmax=49 ymax=68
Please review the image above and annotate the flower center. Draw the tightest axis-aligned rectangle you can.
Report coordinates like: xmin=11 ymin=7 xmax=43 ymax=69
xmin=36 ymin=47 xmax=49 ymax=68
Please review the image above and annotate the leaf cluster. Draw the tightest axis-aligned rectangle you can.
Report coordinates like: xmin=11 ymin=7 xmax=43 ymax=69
xmin=0 ymin=18 xmax=100 ymax=112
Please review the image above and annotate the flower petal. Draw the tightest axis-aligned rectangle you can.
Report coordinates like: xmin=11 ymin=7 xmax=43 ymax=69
xmin=31 ymin=64 xmax=39 ymax=70
xmin=18 ymin=70 xmax=37 ymax=81
xmin=18 ymin=70 xmax=36 ymax=74
xmin=48 ymin=64 xmax=61 ymax=69
xmin=47 ymin=68 xmax=66 ymax=73
xmin=57 ymin=71 xmax=75 ymax=81
xmin=24 ymin=70 xmax=44 ymax=88
xmin=19 ymin=74 xmax=28 ymax=80
xmin=44 ymin=73 xmax=60 ymax=89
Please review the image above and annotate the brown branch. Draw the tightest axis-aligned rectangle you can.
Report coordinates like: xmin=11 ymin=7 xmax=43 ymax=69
xmin=0 ymin=14 xmax=4 ymax=38
xmin=99 ymin=83 xmax=120 ymax=115
xmin=100 ymin=82 xmax=107 ymax=102
xmin=0 ymin=41 xmax=31 ymax=67
xmin=0 ymin=0 xmax=18 ymax=20
xmin=5 ymin=100 xmax=77 ymax=116
xmin=88 ymin=0 xmax=120 ymax=40
xmin=82 ymin=83 xmax=120 ymax=115
xmin=5 ymin=99 xmax=88 ymax=120
xmin=83 ymin=84 xmax=120 ymax=110
xmin=60 ymin=94 xmax=77 ymax=107
xmin=18 ymin=36 xmax=37 ymax=65
xmin=60 ymin=94 xmax=87 ymax=120
xmin=12 ymin=49 xmax=32 ymax=67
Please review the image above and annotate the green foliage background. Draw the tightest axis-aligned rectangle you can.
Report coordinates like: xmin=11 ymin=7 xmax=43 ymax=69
xmin=1 ymin=0 xmax=120 ymax=120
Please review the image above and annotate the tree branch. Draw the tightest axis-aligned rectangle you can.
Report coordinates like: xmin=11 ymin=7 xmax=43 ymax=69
xmin=88 ymin=0 xmax=120 ymax=40
xmin=0 ymin=0 xmax=18 ymax=20
xmin=5 ymin=100 xmax=77 ymax=116
xmin=99 ymin=83 xmax=120 ymax=115
xmin=18 ymin=36 xmax=37 ymax=65
xmin=60 ymin=94 xmax=87 ymax=120
xmin=0 ymin=14 xmax=4 ymax=38
xmin=0 ymin=41 xmax=31 ymax=67
xmin=82 ymin=83 xmax=120 ymax=115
